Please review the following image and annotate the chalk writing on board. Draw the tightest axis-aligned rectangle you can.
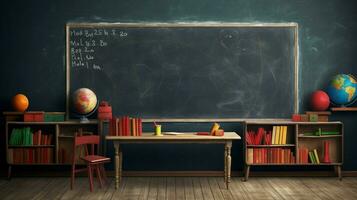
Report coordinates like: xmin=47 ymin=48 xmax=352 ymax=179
xmin=69 ymin=29 xmax=129 ymax=70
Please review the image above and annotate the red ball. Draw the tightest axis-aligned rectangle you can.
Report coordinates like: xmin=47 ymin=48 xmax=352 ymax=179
xmin=310 ymin=90 xmax=330 ymax=111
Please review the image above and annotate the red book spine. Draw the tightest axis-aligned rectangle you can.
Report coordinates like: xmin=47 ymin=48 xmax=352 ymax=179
xmin=253 ymin=149 xmax=256 ymax=164
xmin=138 ymin=118 xmax=142 ymax=136
xmin=123 ymin=116 xmax=128 ymax=136
xmin=127 ymin=116 xmax=131 ymax=136
xmin=38 ymin=130 xmax=42 ymax=145
xmin=263 ymin=149 xmax=266 ymax=164
xmin=119 ymin=117 xmax=123 ymax=136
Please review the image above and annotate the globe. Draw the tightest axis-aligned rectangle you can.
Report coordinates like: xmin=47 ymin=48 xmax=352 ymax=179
xmin=326 ymin=74 xmax=357 ymax=106
xmin=72 ymin=88 xmax=98 ymax=121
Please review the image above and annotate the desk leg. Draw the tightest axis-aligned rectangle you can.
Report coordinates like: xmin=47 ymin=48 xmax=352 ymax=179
xmin=114 ymin=143 xmax=120 ymax=189
xmin=119 ymin=150 xmax=123 ymax=183
xmin=224 ymin=145 xmax=227 ymax=183
xmin=225 ymin=141 xmax=232 ymax=189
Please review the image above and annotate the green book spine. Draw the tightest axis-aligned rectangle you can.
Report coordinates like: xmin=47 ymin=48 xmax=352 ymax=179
xmin=9 ymin=129 xmax=16 ymax=145
xmin=321 ymin=131 xmax=339 ymax=135
xmin=309 ymin=152 xmax=316 ymax=164
xmin=15 ymin=129 xmax=21 ymax=145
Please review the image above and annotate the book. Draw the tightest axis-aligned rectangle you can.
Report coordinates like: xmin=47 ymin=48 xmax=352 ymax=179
xmin=275 ymin=126 xmax=281 ymax=144
xmin=309 ymin=152 xmax=316 ymax=164
xmin=271 ymin=126 xmax=276 ymax=145
xmin=247 ymin=148 xmax=253 ymax=164
xmin=281 ymin=126 xmax=287 ymax=144
xmin=313 ymin=149 xmax=320 ymax=164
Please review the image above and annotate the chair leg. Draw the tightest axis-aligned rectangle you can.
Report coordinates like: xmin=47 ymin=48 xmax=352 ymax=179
xmin=88 ymin=165 xmax=94 ymax=192
xmin=71 ymin=165 xmax=75 ymax=190
xmin=96 ymin=165 xmax=104 ymax=188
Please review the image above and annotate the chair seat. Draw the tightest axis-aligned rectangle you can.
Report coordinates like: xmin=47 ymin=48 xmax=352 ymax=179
xmin=81 ymin=155 xmax=110 ymax=163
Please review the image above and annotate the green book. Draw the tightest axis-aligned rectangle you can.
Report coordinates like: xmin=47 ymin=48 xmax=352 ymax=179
xmin=309 ymin=152 xmax=316 ymax=164
xmin=321 ymin=131 xmax=339 ymax=135
xmin=304 ymin=132 xmax=315 ymax=136
xmin=9 ymin=129 xmax=16 ymax=145
xmin=22 ymin=128 xmax=27 ymax=145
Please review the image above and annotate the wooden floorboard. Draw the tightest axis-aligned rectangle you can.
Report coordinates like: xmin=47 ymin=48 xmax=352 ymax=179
xmin=0 ymin=177 xmax=357 ymax=199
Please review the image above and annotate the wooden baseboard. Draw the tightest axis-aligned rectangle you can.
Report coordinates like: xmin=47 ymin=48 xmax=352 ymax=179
xmin=1 ymin=170 xmax=357 ymax=177
xmin=114 ymin=170 xmax=357 ymax=177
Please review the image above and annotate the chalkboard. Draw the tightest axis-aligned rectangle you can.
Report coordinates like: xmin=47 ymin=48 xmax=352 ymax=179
xmin=66 ymin=23 xmax=298 ymax=119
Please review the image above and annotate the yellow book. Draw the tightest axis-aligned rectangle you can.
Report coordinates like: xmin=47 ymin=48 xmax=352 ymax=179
xmin=275 ymin=126 xmax=280 ymax=145
xmin=279 ymin=126 xmax=283 ymax=145
xmin=271 ymin=126 xmax=276 ymax=145
xmin=282 ymin=126 xmax=287 ymax=145
xmin=313 ymin=149 xmax=320 ymax=164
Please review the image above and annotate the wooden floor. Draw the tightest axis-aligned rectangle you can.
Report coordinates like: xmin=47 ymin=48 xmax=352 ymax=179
xmin=1 ymin=176 xmax=357 ymax=200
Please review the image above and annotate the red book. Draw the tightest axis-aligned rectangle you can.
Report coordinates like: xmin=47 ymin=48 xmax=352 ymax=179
xmin=127 ymin=116 xmax=131 ymax=136
xmin=135 ymin=118 xmax=138 ymax=136
xmin=38 ymin=130 xmax=42 ymax=145
xmin=119 ymin=117 xmax=124 ymax=136
xmin=264 ymin=148 xmax=267 ymax=163
xmin=122 ymin=117 xmax=126 ymax=136
xmin=138 ymin=118 xmax=142 ymax=136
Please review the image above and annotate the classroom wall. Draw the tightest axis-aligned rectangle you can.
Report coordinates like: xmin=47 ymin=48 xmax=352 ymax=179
xmin=1 ymin=0 xmax=357 ymax=171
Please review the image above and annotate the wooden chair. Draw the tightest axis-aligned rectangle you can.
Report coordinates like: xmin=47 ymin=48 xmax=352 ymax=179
xmin=71 ymin=131 xmax=110 ymax=192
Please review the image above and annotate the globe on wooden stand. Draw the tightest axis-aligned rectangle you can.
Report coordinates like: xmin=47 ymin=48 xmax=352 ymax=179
xmin=71 ymin=88 xmax=98 ymax=123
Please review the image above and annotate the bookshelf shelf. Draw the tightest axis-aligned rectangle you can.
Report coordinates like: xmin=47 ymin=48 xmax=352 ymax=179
xmin=4 ymin=119 xmax=101 ymax=178
xmin=247 ymin=144 xmax=295 ymax=147
xmin=8 ymin=145 xmax=55 ymax=148
xmin=298 ymin=135 xmax=342 ymax=138
xmin=58 ymin=135 xmax=74 ymax=138
xmin=331 ymin=107 xmax=357 ymax=111
xmin=243 ymin=120 xmax=343 ymax=181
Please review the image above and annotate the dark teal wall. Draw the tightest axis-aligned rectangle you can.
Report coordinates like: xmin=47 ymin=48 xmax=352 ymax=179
xmin=1 ymin=0 xmax=357 ymax=170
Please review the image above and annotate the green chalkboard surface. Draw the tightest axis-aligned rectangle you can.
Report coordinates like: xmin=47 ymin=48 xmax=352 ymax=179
xmin=66 ymin=23 xmax=298 ymax=119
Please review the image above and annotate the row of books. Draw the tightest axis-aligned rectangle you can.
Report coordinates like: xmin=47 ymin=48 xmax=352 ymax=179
xmin=298 ymin=147 xmax=321 ymax=164
xmin=246 ymin=126 xmax=289 ymax=145
xmin=8 ymin=148 xmax=54 ymax=164
xmin=9 ymin=128 xmax=53 ymax=146
xmin=246 ymin=148 xmax=295 ymax=164
xmin=109 ymin=116 xmax=143 ymax=136
xmin=246 ymin=128 xmax=272 ymax=145
xmin=301 ymin=128 xmax=340 ymax=136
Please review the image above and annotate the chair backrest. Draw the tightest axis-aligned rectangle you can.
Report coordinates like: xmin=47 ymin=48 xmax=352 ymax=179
xmin=72 ymin=133 xmax=100 ymax=164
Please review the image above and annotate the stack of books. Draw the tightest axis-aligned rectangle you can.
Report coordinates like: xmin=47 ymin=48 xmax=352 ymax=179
xmin=109 ymin=116 xmax=142 ymax=136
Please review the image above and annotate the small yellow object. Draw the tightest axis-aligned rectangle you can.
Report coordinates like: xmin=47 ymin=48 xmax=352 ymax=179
xmin=210 ymin=123 xmax=220 ymax=135
xmin=155 ymin=125 xmax=162 ymax=136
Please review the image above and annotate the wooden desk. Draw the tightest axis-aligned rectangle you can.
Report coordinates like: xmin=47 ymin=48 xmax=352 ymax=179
xmin=106 ymin=132 xmax=241 ymax=189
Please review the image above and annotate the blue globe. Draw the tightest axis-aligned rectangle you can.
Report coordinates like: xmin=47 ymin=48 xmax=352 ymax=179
xmin=326 ymin=74 xmax=357 ymax=106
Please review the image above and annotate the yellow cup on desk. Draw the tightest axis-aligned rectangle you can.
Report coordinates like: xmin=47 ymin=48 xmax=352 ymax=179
xmin=155 ymin=125 xmax=162 ymax=136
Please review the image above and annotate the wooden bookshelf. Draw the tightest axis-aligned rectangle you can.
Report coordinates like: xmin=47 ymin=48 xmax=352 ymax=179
xmin=5 ymin=120 xmax=101 ymax=178
xmin=331 ymin=107 xmax=357 ymax=111
xmin=243 ymin=120 xmax=343 ymax=181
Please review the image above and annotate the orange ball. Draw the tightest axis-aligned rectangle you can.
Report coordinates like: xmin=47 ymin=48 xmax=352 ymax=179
xmin=12 ymin=94 xmax=29 ymax=112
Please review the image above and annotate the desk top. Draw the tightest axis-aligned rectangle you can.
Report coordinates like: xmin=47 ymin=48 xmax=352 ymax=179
xmin=106 ymin=132 xmax=241 ymax=141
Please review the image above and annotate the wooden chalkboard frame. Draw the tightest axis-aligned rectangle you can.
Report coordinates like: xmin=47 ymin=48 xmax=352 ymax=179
xmin=66 ymin=22 xmax=299 ymax=122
